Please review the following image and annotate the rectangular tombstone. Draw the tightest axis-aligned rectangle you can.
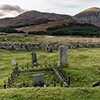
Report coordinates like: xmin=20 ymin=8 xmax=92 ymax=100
xmin=31 ymin=52 xmax=37 ymax=64
xmin=59 ymin=45 xmax=67 ymax=65
xmin=12 ymin=59 xmax=16 ymax=66
xmin=33 ymin=74 xmax=44 ymax=87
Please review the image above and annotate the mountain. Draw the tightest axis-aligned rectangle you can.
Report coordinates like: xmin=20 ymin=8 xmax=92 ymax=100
xmin=0 ymin=10 xmax=72 ymax=27
xmin=0 ymin=7 xmax=100 ymax=33
xmin=73 ymin=7 xmax=100 ymax=23
xmin=16 ymin=10 xmax=72 ymax=20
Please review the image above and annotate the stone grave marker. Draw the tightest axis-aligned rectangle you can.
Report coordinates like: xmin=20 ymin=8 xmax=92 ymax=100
xmin=46 ymin=44 xmax=52 ymax=52
xmin=59 ymin=45 xmax=68 ymax=66
xmin=33 ymin=74 xmax=44 ymax=87
xmin=11 ymin=59 xmax=16 ymax=66
xmin=31 ymin=52 xmax=37 ymax=64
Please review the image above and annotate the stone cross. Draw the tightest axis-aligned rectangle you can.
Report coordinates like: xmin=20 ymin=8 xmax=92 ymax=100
xmin=31 ymin=52 xmax=37 ymax=64
xmin=11 ymin=59 xmax=16 ymax=66
xmin=59 ymin=45 xmax=68 ymax=66
xmin=33 ymin=74 xmax=44 ymax=87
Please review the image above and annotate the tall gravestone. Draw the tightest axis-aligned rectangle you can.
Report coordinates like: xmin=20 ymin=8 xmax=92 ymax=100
xmin=59 ymin=45 xmax=68 ymax=66
xmin=31 ymin=52 xmax=37 ymax=64
xmin=33 ymin=74 xmax=44 ymax=87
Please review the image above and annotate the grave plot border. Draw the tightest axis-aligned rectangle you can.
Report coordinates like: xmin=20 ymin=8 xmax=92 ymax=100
xmin=3 ymin=61 xmax=70 ymax=89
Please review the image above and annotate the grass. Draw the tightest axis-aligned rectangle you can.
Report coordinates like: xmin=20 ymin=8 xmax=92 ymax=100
xmin=0 ymin=47 xmax=100 ymax=99
xmin=10 ymin=70 xmax=62 ymax=88
xmin=1 ymin=87 xmax=100 ymax=100
xmin=1 ymin=34 xmax=100 ymax=43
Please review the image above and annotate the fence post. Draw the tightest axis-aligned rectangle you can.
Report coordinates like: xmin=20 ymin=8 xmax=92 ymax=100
xmin=23 ymin=81 xmax=25 ymax=87
xmin=54 ymin=83 xmax=56 ymax=87
xmin=41 ymin=65 xmax=42 ymax=68
xmin=45 ymin=62 xmax=47 ymax=67
xmin=16 ymin=63 xmax=18 ymax=67
xmin=54 ymin=60 xmax=56 ymax=66
xmin=49 ymin=64 xmax=51 ymax=67
xmin=3 ymin=81 xmax=7 ymax=89
xmin=68 ymin=75 xmax=70 ymax=85
xmin=31 ymin=64 xmax=33 ymax=68
xmin=60 ymin=82 xmax=63 ymax=87
xmin=27 ymin=63 xmax=28 ymax=69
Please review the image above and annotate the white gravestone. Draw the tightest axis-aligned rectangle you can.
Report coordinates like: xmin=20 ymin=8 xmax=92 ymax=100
xmin=12 ymin=59 xmax=16 ymax=66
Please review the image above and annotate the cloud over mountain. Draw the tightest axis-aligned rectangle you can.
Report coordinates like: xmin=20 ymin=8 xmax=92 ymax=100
xmin=0 ymin=4 xmax=27 ymax=17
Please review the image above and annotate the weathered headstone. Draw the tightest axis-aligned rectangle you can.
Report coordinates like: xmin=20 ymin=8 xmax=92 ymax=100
xmin=46 ymin=44 xmax=52 ymax=52
xmin=11 ymin=59 xmax=16 ymax=66
xmin=31 ymin=52 xmax=37 ymax=64
xmin=59 ymin=45 xmax=68 ymax=66
xmin=46 ymin=46 xmax=49 ymax=52
xmin=33 ymin=74 xmax=44 ymax=87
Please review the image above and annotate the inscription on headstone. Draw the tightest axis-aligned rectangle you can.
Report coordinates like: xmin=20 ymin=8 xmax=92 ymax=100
xmin=59 ymin=45 xmax=67 ymax=66
xmin=12 ymin=59 xmax=16 ymax=66
xmin=31 ymin=52 xmax=37 ymax=64
xmin=33 ymin=74 xmax=44 ymax=87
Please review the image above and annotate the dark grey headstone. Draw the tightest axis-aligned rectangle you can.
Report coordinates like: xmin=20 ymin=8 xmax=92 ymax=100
xmin=31 ymin=52 xmax=37 ymax=64
xmin=33 ymin=74 xmax=44 ymax=87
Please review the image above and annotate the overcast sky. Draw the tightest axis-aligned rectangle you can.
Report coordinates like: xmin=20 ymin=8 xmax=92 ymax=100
xmin=0 ymin=0 xmax=100 ymax=18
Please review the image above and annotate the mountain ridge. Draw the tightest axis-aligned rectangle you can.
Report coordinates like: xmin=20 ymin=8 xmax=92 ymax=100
xmin=0 ymin=7 xmax=100 ymax=32
xmin=73 ymin=7 xmax=100 ymax=23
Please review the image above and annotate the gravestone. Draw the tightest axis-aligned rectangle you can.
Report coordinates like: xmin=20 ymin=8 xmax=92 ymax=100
xmin=46 ymin=44 xmax=52 ymax=52
xmin=11 ymin=59 xmax=16 ymax=66
xmin=31 ymin=52 xmax=37 ymax=64
xmin=33 ymin=74 xmax=44 ymax=87
xmin=59 ymin=45 xmax=68 ymax=66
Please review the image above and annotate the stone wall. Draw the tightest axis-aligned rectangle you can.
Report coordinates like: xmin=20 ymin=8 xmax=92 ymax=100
xmin=0 ymin=42 xmax=100 ymax=50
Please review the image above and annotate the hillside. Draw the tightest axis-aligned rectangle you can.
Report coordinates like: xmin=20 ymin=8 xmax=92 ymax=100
xmin=16 ymin=10 xmax=72 ymax=20
xmin=0 ymin=10 xmax=72 ymax=27
xmin=0 ymin=7 xmax=100 ymax=33
xmin=73 ymin=7 xmax=100 ymax=23
xmin=16 ymin=19 xmax=84 ymax=32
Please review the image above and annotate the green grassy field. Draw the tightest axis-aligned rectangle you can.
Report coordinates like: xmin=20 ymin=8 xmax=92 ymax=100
xmin=0 ymin=47 xmax=100 ymax=99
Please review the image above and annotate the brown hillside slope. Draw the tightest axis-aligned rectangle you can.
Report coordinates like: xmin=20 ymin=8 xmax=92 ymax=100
xmin=0 ymin=10 xmax=72 ymax=27
xmin=16 ymin=19 xmax=85 ymax=33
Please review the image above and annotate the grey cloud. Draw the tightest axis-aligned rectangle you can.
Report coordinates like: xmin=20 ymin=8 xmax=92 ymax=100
xmin=0 ymin=12 xmax=6 ymax=16
xmin=0 ymin=4 xmax=27 ymax=17
xmin=0 ymin=4 xmax=26 ymax=13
